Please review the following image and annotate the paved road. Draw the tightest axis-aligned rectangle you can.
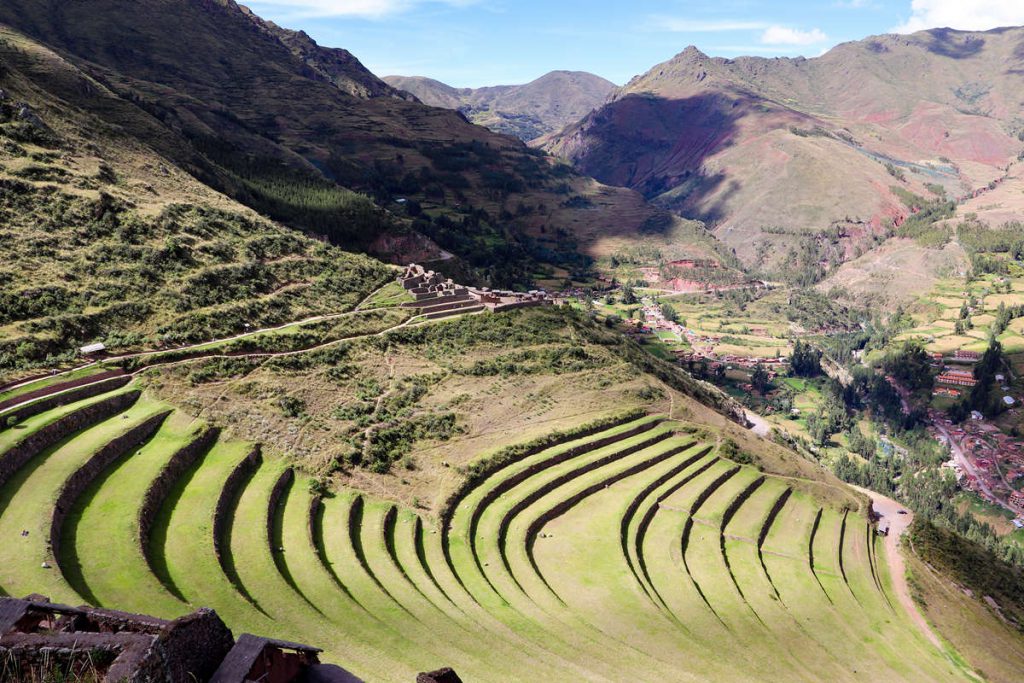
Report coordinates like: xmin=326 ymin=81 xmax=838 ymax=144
xmin=849 ymin=485 xmax=943 ymax=650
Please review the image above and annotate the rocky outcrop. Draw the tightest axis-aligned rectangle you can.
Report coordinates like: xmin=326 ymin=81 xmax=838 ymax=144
xmin=416 ymin=667 xmax=463 ymax=683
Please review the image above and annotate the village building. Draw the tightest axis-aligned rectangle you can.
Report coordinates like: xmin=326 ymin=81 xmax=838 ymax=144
xmin=936 ymin=370 xmax=977 ymax=387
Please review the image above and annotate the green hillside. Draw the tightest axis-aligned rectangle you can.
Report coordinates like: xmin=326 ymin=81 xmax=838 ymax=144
xmin=0 ymin=382 xmax=970 ymax=681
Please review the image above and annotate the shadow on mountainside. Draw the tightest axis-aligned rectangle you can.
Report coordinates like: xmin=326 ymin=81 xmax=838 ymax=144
xmin=563 ymin=91 xmax=742 ymax=229
xmin=920 ymin=28 xmax=986 ymax=59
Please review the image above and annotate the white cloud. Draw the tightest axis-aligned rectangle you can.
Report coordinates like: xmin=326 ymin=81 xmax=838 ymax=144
xmin=895 ymin=0 xmax=1024 ymax=33
xmin=760 ymin=26 xmax=828 ymax=45
xmin=244 ymin=0 xmax=477 ymax=19
xmin=651 ymin=18 xmax=771 ymax=33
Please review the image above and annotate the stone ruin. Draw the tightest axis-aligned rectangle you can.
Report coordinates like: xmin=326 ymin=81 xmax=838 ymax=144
xmin=1 ymin=595 xmax=463 ymax=682
xmin=398 ymin=263 xmax=554 ymax=318
xmin=0 ymin=596 xmax=340 ymax=682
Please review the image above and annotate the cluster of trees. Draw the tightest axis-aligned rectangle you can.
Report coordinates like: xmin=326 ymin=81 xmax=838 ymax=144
xmin=954 ymin=300 xmax=974 ymax=335
xmin=958 ymin=218 xmax=1024 ymax=276
xmin=805 ymin=388 xmax=852 ymax=447
xmin=890 ymin=187 xmax=956 ymax=247
xmin=882 ymin=341 xmax=934 ymax=396
xmin=789 ymin=339 xmax=822 ymax=377
xmin=751 ymin=363 xmax=771 ymax=395
xmin=816 ymin=305 xmax=911 ymax=365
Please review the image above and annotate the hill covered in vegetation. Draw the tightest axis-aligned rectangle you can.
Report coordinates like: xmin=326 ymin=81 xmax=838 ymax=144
xmin=0 ymin=0 xmax=725 ymax=289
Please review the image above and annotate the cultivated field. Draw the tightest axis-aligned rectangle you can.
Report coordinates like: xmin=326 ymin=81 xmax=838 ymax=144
xmin=0 ymin=385 xmax=970 ymax=681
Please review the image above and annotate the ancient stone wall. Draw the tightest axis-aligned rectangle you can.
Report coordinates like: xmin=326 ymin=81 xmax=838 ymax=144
xmin=0 ymin=374 xmax=130 ymax=417
xmin=1 ymin=631 xmax=156 ymax=683
xmin=525 ymin=442 xmax=703 ymax=546
xmin=154 ymin=607 xmax=235 ymax=683
xmin=138 ymin=427 xmax=220 ymax=577
xmin=308 ymin=494 xmax=323 ymax=551
xmin=441 ymin=415 xmax=663 ymax=532
xmin=213 ymin=446 xmax=262 ymax=576
xmin=49 ymin=411 xmax=170 ymax=573
xmin=0 ymin=390 xmax=140 ymax=490
xmin=266 ymin=467 xmax=295 ymax=550
xmin=418 ymin=299 xmax=479 ymax=315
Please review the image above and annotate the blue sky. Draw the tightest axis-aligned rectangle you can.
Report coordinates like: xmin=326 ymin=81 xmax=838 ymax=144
xmin=244 ymin=1 xmax=1024 ymax=86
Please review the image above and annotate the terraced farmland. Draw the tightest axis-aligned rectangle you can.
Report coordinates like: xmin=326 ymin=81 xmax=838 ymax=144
xmin=0 ymin=384 xmax=970 ymax=681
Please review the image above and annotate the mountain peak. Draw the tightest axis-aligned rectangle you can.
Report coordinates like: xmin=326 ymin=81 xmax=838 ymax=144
xmin=383 ymin=70 xmax=615 ymax=140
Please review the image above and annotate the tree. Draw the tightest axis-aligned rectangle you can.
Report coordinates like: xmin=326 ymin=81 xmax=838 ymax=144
xmin=751 ymin=363 xmax=770 ymax=394
xmin=660 ymin=302 xmax=679 ymax=323
xmin=620 ymin=285 xmax=638 ymax=305
xmin=790 ymin=339 xmax=822 ymax=377
xmin=846 ymin=426 xmax=875 ymax=458
xmin=884 ymin=341 xmax=934 ymax=395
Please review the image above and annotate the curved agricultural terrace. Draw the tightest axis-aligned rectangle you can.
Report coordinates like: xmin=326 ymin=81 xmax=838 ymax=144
xmin=0 ymin=385 xmax=969 ymax=681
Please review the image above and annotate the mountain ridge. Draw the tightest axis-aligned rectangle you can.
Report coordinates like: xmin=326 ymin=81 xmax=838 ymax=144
xmin=384 ymin=70 xmax=616 ymax=141
xmin=543 ymin=26 xmax=1024 ymax=281
xmin=0 ymin=0 xmax=725 ymax=288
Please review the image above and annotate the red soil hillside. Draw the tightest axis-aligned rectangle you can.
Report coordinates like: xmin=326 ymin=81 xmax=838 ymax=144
xmin=543 ymin=29 xmax=1024 ymax=269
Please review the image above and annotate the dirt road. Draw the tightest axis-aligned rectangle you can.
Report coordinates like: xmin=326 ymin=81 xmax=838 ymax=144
xmin=744 ymin=410 xmax=771 ymax=437
xmin=849 ymin=485 xmax=943 ymax=650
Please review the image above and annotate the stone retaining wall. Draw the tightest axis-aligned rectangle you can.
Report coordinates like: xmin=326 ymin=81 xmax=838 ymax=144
xmin=49 ymin=411 xmax=171 ymax=580
xmin=758 ymin=488 xmax=793 ymax=548
xmin=138 ymin=427 xmax=220 ymax=579
xmin=0 ymin=390 xmax=140 ymax=491
xmin=498 ymin=430 xmax=675 ymax=553
xmin=212 ymin=446 xmax=262 ymax=578
xmin=463 ymin=419 xmax=667 ymax=538
xmin=423 ymin=305 xmax=485 ymax=320
xmin=525 ymin=441 xmax=698 ymax=550
xmin=0 ymin=372 xmax=128 ymax=415
xmin=308 ymin=494 xmax=323 ymax=552
xmin=438 ymin=412 xmax=655 ymax=530
xmin=417 ymin=298 xmax=479 ymax=313
xmin=266 ymin=467 xmax=295 ymax=551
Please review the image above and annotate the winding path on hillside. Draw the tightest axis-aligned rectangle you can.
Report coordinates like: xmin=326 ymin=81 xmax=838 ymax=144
xmin=848 ymin=485 xmax=943 ymax=650
xmin=0 ymin=303 xmax=463 ymax=419
xmin=0 ymin=280 xmax=403 ymax=397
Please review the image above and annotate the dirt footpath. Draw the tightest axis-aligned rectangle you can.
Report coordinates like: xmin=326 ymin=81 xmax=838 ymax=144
xmin=849 ymin=485 xmax=943 ymax=649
